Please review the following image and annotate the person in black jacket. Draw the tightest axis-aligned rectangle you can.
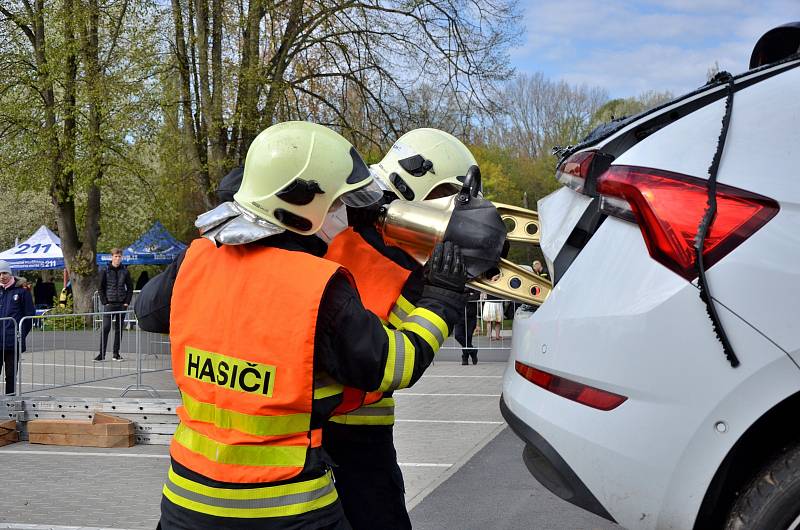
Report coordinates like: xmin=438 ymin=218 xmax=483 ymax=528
xmin=0 ymin=260 xmax=35 ymax=394
xmin=454 ymin=287 xmax=481 ymax=365
xmin=95 ymin=249 xmax=133 ymax=361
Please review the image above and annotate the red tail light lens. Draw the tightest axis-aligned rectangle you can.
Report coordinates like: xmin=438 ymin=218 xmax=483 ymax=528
xmin=597 ymin=166 xmax=779 ymax=280
xmin=556 ymin=151 xmax=597 ymax=193
xmin=515 ymin=361 xmax=627 ymax=411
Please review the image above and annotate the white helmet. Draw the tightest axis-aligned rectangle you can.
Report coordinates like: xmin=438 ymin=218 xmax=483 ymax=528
xmin=372 ymin=128 xmax=477 ymax=201
xmin=196 ymin=121 xmax=382 ymax=244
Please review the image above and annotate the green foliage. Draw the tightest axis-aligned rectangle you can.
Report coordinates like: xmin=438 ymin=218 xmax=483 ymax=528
xmin=591 ymin=90 xmax=674 ymax=127
xmin=41 ymin=299 xmax=87 ymax=331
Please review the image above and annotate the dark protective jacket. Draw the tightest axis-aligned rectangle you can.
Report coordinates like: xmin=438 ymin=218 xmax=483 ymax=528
xmin=324 ymin=224 xmax=424 ymax=427
xmin=135 ymin=231 xmax=462 ymax=530
xmin=0 ymin=277 xmax=35 ymax=351
xmin=100 ymin=264 xmax=133 ymax=305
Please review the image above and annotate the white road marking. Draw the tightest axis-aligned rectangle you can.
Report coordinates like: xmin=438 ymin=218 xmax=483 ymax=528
xmin=0 ymin=449 xmax=169 ymax=458
xmin=396 ymin=419 xmax=504 ymax=425
xmin=0 ymin=449 xmax=454 ymax=470
xmin=398 ymin=463 xmax=452 ymax=467
xmin=421 ymin=375 xmax=502 ymax=378
xmin=18 ymin=383 xmax=179 ymax=392
xmin=0 ymin=523 xmax=144 ymax=530
xmin=396 ymin=393 xmax=501 ymax=397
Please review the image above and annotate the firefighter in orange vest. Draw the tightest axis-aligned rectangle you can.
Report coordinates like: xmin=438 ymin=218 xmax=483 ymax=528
xmin=135 ymin=121 xmax=467 ymax=530
xmin=321 ymin=128 xmax=478 ymax=529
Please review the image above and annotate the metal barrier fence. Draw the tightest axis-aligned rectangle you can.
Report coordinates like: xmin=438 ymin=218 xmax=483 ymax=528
xmin=11 ymin=310 xmax=170 ymax=397
xmin=2 ymin=295 xmax=523 ymax=398
xmin=91 ymin=290 xmax=141 ymax=330
xmin=440 ymin=298 xmax=526 ymax=353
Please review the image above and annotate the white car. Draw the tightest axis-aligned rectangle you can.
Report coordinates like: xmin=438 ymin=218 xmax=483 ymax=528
xmin=501 ymin=28 xmax=800 ymax=530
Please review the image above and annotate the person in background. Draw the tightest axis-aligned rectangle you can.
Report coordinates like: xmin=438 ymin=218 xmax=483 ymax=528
xmin=0 ymin=260 xmax=34 ymax=395
xmin=532 ymin=260 xmax=550 ymax=280
xmin=135 ymin=270 xmax=150 ymax=291
xmin=454 ymin=287 xmax=481 ymax=365
xmin=481 ymin=277 xmax=504 ymax=341
xmin=58 ymin=280 xmax=73 ymax=308
xmin=33 ymin=277 xmax=56 ymax=309
xmin=95 ymin=248 xmax=132 ymax=362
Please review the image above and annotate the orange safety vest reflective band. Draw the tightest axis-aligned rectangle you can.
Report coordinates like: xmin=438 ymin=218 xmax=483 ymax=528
xmin=326 ymin=228 xmax=419 ymax=424
xmin=163 ymin=466 xmax=339 ymax=519
xmin=170 ymin=238 xmax=344 ymax=484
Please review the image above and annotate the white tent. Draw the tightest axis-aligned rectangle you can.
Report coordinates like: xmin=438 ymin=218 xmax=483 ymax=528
xmin=0 ymin=225 xmax=64 ymax=270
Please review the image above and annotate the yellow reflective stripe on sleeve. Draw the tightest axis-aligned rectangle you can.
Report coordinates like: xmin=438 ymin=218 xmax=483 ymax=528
xmin=398 ymin=307 xmax=449 ymax=352
xmin=181 ymin=392 xmax=310 ymax=437
xmin=378 ymin=329 xmax=414 ymax=392
xmin=388 ymin=295 xmax=416 ymax=329
xmin=329 ymin=397 xmax=395 ymax=426
xmin=163 ymin=467 xmax=338 ymax=518
xmin=395 ymin=295 xmax=415 ymax=316
xmin=172 ymin=423 xmax=307 ymax=467
xmin=313 ymin=371 xmax=343 ymax=400
xmin=387 ymin=311 xmax=403 ymax=329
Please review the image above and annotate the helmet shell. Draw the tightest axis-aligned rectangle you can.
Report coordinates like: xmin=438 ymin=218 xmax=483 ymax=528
xmin=234 ymin=121 xmax=377 ymax=234
xmin=372 ymin=128 xmax=477 ymax=201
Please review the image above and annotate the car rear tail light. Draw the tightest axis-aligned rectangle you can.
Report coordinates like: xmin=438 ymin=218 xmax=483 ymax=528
xmin=596 ymin=166 xmax=779 ymax=281
xmin=556 ymin=151 xmax=597 ymax=193
xmin=515 ymin=361 xmax=627 ymax=411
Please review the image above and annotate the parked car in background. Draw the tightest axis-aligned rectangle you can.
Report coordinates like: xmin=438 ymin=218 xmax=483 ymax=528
xmin=502 ymin=25 xmax=800 ymax=530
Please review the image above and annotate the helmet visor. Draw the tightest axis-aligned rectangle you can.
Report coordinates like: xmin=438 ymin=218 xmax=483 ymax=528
xmin=340 ymin=178 xmax=384 ymax=208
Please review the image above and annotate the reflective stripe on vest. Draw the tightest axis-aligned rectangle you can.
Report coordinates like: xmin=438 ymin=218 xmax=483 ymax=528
xmin=181 ymin=391 xmax=311 ymax=437
xmin=329 ymin=397 xmax=395 ymax=426
xmin=170 ymin=239 xmax=344 ymax=484
xmin=163 ymin=466 xmax=338 ymax=519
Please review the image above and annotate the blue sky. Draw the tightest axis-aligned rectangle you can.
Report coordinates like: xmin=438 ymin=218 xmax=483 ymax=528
xmin=510 ymin=0 xmax=799 ymax=98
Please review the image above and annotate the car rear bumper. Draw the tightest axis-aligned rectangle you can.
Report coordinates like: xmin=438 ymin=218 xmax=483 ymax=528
xmin=500 ymin=395 xmax=616 ymax=523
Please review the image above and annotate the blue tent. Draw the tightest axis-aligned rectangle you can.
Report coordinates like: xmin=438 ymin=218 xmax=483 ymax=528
xmin=97 ymin=221 xmax=186 ymax=265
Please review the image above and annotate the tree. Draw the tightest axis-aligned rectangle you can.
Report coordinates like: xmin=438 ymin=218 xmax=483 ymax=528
xmin=590 ymin=90 xmax=673 ymax=127
xmin=163 ymin=0 xmax=521 ymax=211
xmin=0 ymin=0 xmax=159 ymax=311
xmin=485 ymin=72 xmax=608 ymax=159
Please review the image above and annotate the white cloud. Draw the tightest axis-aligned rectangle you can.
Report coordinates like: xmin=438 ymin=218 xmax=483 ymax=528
xmin=511 ymin=0 xmax=799 ymax=97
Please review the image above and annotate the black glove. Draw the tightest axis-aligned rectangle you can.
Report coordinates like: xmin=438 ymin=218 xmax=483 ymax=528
xmin=346 ymin=192 xmax=390 ymax=228
xmin=425 ymin=241 xmax=467 ymax=292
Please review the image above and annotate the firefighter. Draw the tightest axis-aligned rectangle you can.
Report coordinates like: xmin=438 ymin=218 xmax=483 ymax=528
xmin=322 ymin=128 xmax=478 ymax=530
xmin=134 ymin=121 xmax=467 ymax=530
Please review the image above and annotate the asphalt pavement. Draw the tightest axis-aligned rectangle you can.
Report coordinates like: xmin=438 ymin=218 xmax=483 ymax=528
xmin=0 ymin=330 xmax=620 ymax=530
xmin=410 ymin=428 xmax=619 ymax=530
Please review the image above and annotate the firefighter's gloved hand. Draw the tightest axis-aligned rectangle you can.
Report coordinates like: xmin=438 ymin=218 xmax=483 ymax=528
xmin=346 ymin=193 xmax=389 ymax=228
xmin=425 ymin=241 xmax=467 ymax=293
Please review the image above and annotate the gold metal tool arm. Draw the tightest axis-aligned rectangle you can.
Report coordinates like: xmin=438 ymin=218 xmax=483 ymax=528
xmin=494 ymin=202 xmax=541 ymax=245
xmin=469 ymin=258 xmax=552 ymax=306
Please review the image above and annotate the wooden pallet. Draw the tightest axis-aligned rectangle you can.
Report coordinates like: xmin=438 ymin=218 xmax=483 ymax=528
xmin=28 ymin=412 xmax=136 ymax=448
xmin=0 ymin=420 xmax=18 ymax=447
xmin=4 ymin=397 xmax=180 ymax=446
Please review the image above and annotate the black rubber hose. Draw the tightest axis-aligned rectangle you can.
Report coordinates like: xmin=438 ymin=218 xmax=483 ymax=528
xmin=695 ymin=75 xmax=740 ymax=368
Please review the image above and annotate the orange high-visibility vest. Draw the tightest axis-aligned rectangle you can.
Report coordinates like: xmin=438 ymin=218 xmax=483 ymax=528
xmin=169 ymin=238 xmax=346 ymax=484
xmin=326 ymin=228 xmax=415 ymax=414
xmin=326 ymin=227 xmax=413 ymax=321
